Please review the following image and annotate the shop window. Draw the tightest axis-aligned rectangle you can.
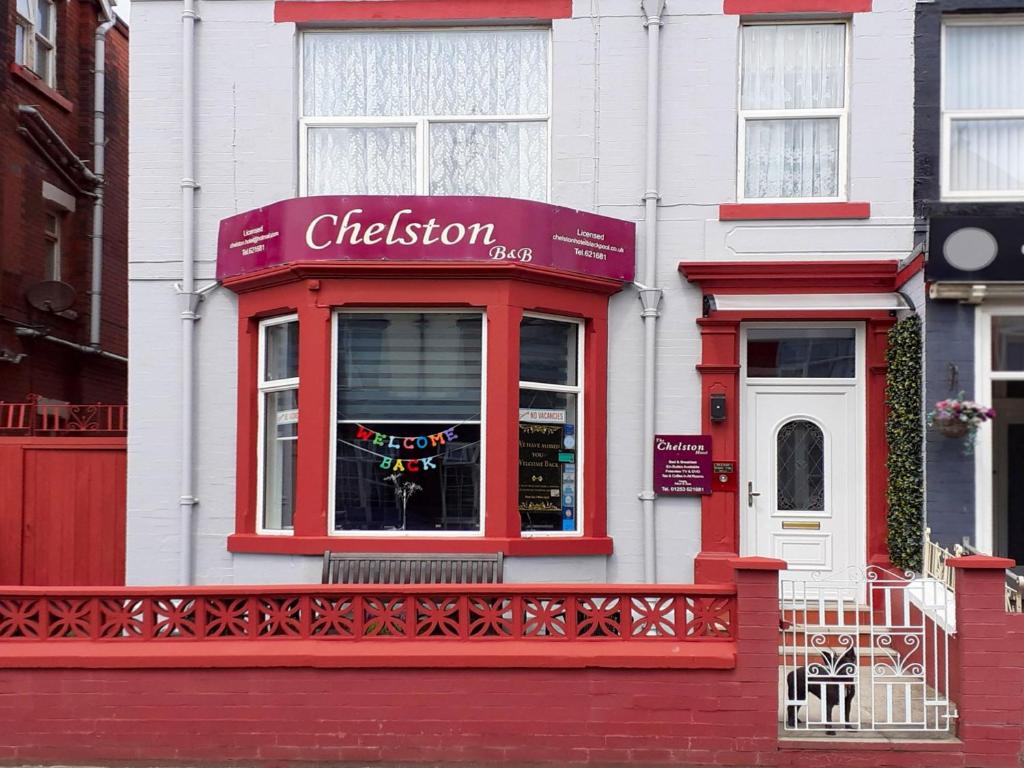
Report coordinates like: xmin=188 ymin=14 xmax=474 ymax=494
xmin=942 ymin=19 xmax=1024 ymax=199
xmin=332 ymin=311 xmax=484 ymax=534
xmin=518 ymin=315 xmax=582 ymax=534
xmin=777 ymin=420 xmax=825 ymax=512
xmin=301 ymin=28 xmax=549 ymax=200
xmin=15 ymin=0 xmax=56 ymax=86
xmin=738 ymin=22 xmax=848 ymax=201
xmin=747 ymin=328 xmax=855 ymax=378
xmin=258 ymin=317 xmax=299 ymax=532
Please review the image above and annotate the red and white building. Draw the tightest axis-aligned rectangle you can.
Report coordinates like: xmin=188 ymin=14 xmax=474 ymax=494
xmin=124 ymin=0 xmax=922 ymax=587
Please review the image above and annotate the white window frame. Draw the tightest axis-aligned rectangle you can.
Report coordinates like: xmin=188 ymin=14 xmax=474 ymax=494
xmin=298 ymin=26 xmax=552 ymax=201
xmin=44 ymin=211 xmax=61 ymax=281
xmin=328 ymin=308 xmax=488 ymax=538
xmin=736 ymin=19 xmax=851 ymax=204
xmin=15 ymin=0 xmax=57 ymax=87
xmin=519 ymin=312 xmax=585 ymax=538
xmin=973 ymin=303 xmax=1024 ymax=555
xmin=940 ymin=16 xmax=1024 ymax=201
xmin=256 ymin=315 xmax=300 ymax=536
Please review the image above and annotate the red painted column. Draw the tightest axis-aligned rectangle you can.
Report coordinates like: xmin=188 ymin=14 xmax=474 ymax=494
xmin=294 ymin=285 xmax=333 ymax=537
xmin=950 ymin=555 xmax=1023 ymax=768
xmin=866 ymin=317 xmax=894 ymax=568
xmin=695 ymin=318 xmax=741 ymax=583
xmin=731 ymin=556 xmax=785 ymax=756
xmin=484 ymin=299 xmax=522 ymax=540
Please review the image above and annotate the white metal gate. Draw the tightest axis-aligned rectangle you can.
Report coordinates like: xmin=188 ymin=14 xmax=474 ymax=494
xmin=780 ymin=567 xmax=957 ymax=735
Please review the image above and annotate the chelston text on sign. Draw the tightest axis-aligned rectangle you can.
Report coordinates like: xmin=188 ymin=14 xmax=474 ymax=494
xmin=217 ymin=195 xmax=636 ymax=282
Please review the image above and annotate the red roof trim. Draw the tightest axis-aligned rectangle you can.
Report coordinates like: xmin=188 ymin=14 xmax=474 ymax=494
xmin=894 ymin=252 xmax=925 ymax=290
xmin=724 ymin=0 xmax=870 ymax=13
xmin=679 ymin=260 xmax=902 ymax=294
xmin=274 ymin=0 xmax=572 ymax=22
xmin=718 ymin=202 xmax=871 ymax=221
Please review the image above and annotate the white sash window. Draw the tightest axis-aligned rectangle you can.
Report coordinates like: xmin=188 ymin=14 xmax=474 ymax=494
xmin=15 ymin=0 xmax=56 ymax=86
xmin=738 ymin=22 xmax=849 ymax=202
xmin=942 ymin=19 xmax=1024 ymax=199
xmin=301 ymin=29 xmax=550 ymax=201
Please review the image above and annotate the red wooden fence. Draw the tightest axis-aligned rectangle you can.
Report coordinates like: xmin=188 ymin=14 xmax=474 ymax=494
xmin=0 ymin=437 xmax=126 ymax=586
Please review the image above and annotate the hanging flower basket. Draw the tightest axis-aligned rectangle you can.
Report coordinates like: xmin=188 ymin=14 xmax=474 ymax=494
xmin=933 ymin=418 xmax=970 ymax=439
xmin=927 ymin=394 xmax=995 ymax=455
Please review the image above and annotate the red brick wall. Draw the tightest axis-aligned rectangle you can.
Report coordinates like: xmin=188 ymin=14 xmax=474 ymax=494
xmin=0 ymin=1 xmax=128 ymax=404
xmin=2 ymin=560 xmax=1023 ymax=767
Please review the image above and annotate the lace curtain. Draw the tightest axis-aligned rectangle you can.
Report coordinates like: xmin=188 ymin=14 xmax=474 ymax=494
xmin=741 ymin=24 xmax=845 ymax=199
xmin=945 ymin=24 xmax=1024 ymax=193
xmin=303 ymin=30 xmax=549 ymax=200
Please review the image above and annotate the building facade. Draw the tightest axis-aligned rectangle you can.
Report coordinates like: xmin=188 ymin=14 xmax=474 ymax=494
xmin=128 ymin=0 xmax=919 ymax=586
xmin=918 ymin=1 xmax=1024 ymax=564
xmin=0 ymin=0 xmax=128 ymax=403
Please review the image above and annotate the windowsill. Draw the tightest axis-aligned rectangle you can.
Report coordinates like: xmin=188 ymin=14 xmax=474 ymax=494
xmin=9 ymin=63 xmax=72 ymax=112
xmin=718 ymin=202 xmax=871 ymax=221
xmin=723 ymin=0 xmax=871 ymax=12
xmin=228 ymin=533 xmax=613 ymax=557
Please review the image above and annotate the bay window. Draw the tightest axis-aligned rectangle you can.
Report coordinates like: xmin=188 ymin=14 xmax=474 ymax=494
xmin=301 ymin=28 xmax=549 ymax=200
xmin=942 ymin=19 xmax=1024 ymax=199
xmin=739 ymin=22 xmax=848 ymax=201
xmin=228 ymin=271 xmax=614 ymax=556
xmin=332 ymin=311 xmax=484 ymax=534
xmin=258 ymin=317 xmax=299 ymax=532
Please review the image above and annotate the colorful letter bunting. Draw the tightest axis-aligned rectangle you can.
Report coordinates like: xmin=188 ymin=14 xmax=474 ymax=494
xmin=348 ymin=423 xmax=461 ymax=472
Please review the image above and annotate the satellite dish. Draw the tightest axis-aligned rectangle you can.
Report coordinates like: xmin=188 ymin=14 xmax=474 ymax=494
xmin=26 ymin=281 xmax=77 ymax=313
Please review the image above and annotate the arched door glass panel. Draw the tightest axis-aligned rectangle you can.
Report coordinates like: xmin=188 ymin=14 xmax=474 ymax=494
xmin=777 ymin=419 xmax=825 ymax=511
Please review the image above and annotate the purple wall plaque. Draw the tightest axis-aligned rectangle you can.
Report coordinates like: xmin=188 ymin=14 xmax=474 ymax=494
xmin=654 ymin=435 xmax=713 ymax=496
xmin=217 ymin=195 xmax=636 ymax=282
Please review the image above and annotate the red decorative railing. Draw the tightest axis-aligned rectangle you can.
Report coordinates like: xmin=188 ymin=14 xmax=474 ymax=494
xmin=0 ymin=396 xmax=126 ymax=436
xmin=0 ymin=584 xmax=735 ymax=642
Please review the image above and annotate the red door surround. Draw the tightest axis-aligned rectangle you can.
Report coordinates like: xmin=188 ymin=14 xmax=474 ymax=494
xmin=680 ymin=260 xmax=903 ymax=584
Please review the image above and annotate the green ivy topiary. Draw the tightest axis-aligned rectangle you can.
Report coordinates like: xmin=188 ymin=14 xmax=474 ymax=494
xmin=885 ymin=315 xmax=924 ymax=573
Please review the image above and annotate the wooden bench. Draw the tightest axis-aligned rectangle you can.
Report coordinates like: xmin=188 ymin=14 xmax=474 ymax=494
xmin=321 ymin=552 xmax=504 ymax=584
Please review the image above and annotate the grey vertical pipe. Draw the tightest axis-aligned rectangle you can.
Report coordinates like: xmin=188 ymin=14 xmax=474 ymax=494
xmin=90 ymin=17 xmax=115 ymax=347
xmin=639 ymin=0 xmax=665 ymax=583
xmin=180 ymin=0 xmax=199 ymax=585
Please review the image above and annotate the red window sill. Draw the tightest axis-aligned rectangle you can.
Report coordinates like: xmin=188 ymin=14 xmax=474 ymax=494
xmin=718 ymin=202 xmax=871 ymax=221
xmin=9 ymin=63 xmax=73 ymax=112
xmin=724 ymin=0 xmax=870 ymax=12
xmin=228 ymin=533 xmax=614 ymax=557
xmin=273 ymin=0 xmax=572 ymax=23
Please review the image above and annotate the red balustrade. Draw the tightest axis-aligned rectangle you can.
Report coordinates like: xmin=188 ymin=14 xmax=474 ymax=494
xmin=0 ymin=396 xmax=126 ymax=435
xmin=0 ymin=584 xmax=734 ymax=642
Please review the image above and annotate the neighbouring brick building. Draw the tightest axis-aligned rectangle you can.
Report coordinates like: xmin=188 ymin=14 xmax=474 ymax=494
xmin=0 ymin=0 xmax=128 ymax=404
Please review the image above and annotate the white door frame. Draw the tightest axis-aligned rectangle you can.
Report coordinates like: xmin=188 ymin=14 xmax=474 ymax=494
xmin=739 ymin=321 xmax=867 ymax=573
xmin=973 ymin=303 xmax=1024 ymax=554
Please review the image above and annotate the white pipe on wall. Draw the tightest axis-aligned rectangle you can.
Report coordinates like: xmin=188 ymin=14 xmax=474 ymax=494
xmin=639 ymin=0 xmax=666 ymax=584
xmin=89 ymin=17 xmax=115 ymax=348
xmin=179 ymin=0 xmax=199 ymax=585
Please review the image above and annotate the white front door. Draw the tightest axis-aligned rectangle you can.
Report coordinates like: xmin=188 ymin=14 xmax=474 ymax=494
xmin=741 ymin=325 xmax=865 ymax=582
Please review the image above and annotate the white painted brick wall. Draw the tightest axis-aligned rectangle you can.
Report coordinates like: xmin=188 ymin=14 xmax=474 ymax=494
xmin=128 ymin=0 xmax=916 ymax=585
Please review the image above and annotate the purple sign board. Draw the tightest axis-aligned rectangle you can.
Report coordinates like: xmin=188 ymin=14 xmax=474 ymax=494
xmin=217 ymin=195 xmax=636 ymax=282
xmin=653 ymin=435 xmax=713 ymax=496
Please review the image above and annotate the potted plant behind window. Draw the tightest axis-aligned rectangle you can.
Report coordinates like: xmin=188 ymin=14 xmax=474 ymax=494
xmin=927 ymin=394 xmax=995 ymax=454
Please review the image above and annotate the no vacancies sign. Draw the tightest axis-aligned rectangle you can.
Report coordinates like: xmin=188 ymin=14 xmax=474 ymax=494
xmin=216 ymin=195 xmax=636 ymax=282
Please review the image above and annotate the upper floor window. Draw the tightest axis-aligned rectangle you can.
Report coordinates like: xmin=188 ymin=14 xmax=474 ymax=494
xmin=44 ymin=211 xmax=61 ymax=281
xmin=739 ymin=22 xmax=848 ymax=202
xmin=301 ymin=28 xmax=549 ymax=201
xmin=942 ymin=19 xmax=1024 ymax=200
xmin=15 ymin=0 xmax=56 ymax=87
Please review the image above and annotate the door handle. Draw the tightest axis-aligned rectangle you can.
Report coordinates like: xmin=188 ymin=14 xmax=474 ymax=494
xmin=748 ymin=481 xmax=760 ymax=507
